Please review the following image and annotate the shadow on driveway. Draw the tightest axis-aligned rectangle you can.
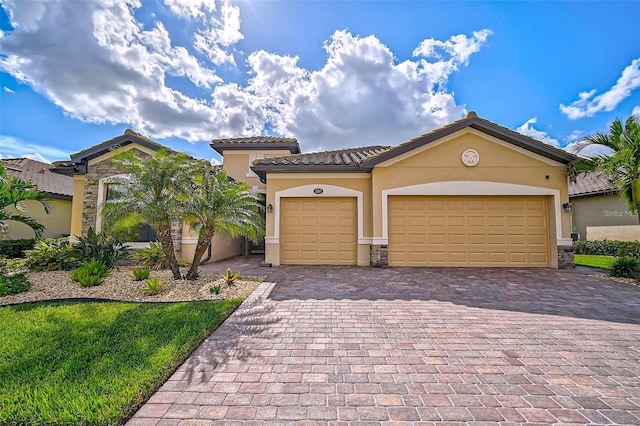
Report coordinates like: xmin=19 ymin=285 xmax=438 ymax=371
xmin=268 ymin=266 xmax=640 ymax=325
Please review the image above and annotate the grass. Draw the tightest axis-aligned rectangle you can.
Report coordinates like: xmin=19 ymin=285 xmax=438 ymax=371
xmin=574 ymin=254 xmax=617 ymax=270
xmin=0 ymin=299 xmax=242 ymax=425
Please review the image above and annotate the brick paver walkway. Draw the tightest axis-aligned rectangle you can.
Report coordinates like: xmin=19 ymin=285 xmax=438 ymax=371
xmin=130 ymin=266 xmax=640 ymax=425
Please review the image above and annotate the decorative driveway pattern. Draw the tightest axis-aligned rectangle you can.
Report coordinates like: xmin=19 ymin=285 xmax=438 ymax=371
xmin=130 ymin=267 xmax=640 ymax=425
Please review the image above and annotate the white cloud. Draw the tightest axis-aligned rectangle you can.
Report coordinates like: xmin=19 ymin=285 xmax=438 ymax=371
xmin=0 ymin=0 xmax=492 ymax=151
xmin=0 ymin=135 xmax=70 ymax=163
xmin=560 ymin=58 xmax=640 ymax=119
xmin=515 ymin=118 xmax=560 ymax=147
xmin=633 ymin=106 xmax=640 ymax=116
xmin=3 ymin=86 xmax=15 ymax=93
xmin=210 ymin=157 xmax=221 ymax=166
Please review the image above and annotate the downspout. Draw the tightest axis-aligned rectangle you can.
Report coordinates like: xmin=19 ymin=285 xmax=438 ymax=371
xmin=199 ymin=243 xmax=212 ymax=265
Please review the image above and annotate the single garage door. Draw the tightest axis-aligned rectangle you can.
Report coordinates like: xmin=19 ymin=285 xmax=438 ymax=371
xmin=281 ymin=197 xmax=357 ymax=265
xmin=388 ymin=195 xmax=549 ymax=267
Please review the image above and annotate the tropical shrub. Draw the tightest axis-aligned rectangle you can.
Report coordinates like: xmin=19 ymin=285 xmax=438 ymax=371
xmin=610 ymin=257 xmax=640 ymax=279
xmin=0 ymin=257 xmax=28 ymax=274
xmin=25 ymin=238 xmax=80 ymax=271
xmin=221 ymin=267 xmax=239 ymax=285
xmin=131 ymin=267 xmax=150 ymax=281
xmin=142 ymin=277 xmax=165 ymax=295
xmin=70 ymin=260 xmax=109 ymax=283
xmin=76 ymin=274 xmax=104 ymax=287
xmin=0 ymin=239 xmax=36 ymax=258
xmin=134 ymin=242 xmax=167 ymax=270
xmin=0 ymin=273 xmax=31 ymax=296
xmin=210 ymin=284 xmax=222 ymax=295
xmin=574 ymin=240 xmax=640 ymax=258
xmin=74 ymin=227 xmax=131 ymax=268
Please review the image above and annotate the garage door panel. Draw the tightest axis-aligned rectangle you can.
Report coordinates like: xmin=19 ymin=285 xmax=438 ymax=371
xmin=281 ymin=197 xmax=357 ymax=265
xmin=389 ymin=196 xmax=549 ymax=267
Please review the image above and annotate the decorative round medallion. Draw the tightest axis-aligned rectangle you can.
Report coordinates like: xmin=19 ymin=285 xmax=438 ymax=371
xmin=461 ymin=149 xmax=480 ymax=167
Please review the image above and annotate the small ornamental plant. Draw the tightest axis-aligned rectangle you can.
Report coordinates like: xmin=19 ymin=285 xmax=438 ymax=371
xmin=221 ymin=268 xmax=239 ymax=285
xmin=142 ymin=278 xmax=165 ymax=295
xmin=131 ymin=267 xmax=150 ymax=281
xmin=210 ymin=284 xmax=222 ymax=295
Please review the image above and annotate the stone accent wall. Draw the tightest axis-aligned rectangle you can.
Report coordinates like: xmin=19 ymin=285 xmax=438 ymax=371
xmin=370 ymin=244 xmax=388 ymax=267
xmin=557 ymin=245 xmax=575 ymax=269
xmin=79 ymin=148 xmax=182 ymax=256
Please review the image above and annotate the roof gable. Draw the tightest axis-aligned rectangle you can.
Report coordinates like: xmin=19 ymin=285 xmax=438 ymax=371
xmin=362 ymin=112 xmax=576 ymax=169
xmin=52 ymin=129 xmax=172 ymax=176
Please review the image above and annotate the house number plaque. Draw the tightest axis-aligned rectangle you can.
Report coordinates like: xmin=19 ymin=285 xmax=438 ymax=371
xmin=313 ymin=188 xmax=323 ymax=194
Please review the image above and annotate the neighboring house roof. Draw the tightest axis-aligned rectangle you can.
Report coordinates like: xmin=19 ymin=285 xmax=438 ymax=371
xmin=251 ymin=112 xmax=577 ymax=182
xmin=569 ymin=171 xmax=618 ymax=198
xmin=210 ymin=136 xmax=301 ymax=155
xmin=1 ymin=158 xmax=73 ymax=199
xmin=51 ymin=129 xmax=173 ymax=176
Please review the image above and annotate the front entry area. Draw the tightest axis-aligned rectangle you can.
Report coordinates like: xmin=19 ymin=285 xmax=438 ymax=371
xmin=280 ymin=197 xmax=357 ymax=265
xmin=388 ymin=195 xmax=550 ymax=267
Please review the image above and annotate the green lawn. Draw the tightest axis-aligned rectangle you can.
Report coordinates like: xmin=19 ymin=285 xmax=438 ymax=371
xmin=574 ymin=254 xmax=617 ymax=270
xmin=0 ymin=299 xmax=242 ymax=425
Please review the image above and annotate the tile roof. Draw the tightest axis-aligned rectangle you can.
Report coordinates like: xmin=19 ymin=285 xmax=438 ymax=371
xmin=210 ymin=136 xmax=300 ymax=155
xmin=70 ymin=129 xmax=170 ymax=162
xmin=253 ymin=146 xmax=390 ymax=168
xmin=1 ymin=158 xmax=73 ymax=198
xmin=569 ymin=171 xmax=618 ymax=197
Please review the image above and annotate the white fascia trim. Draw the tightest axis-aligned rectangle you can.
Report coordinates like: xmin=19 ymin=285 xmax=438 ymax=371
xmin=268 ymin=173 xmax=371 ymax=179
xmin=271 ymin=184 xmax=365 ymax=244
xmin=95 ymin=174 xmax=131 ymax=233
xmin=380 ymin=181 xmax=565 ymax=245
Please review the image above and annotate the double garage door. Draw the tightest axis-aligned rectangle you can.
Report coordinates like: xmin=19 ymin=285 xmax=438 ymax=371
xmin=389 ymin=195 xmax=550 ymax=267
xmin=280 ymin=195 xmax=550 ymax=267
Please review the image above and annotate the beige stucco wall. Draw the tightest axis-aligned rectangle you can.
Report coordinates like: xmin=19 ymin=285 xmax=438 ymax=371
xmin=3 ymin=198 xmax=72 ymax=239
xmin=222 ymin=150 xmax=292 ymax=191
xmin=371 ymin=130 xmax=571 ymax=244
xmin=180 ymin=235 xmax=244 ymax=264
xmin=264 ymin=173 xmax=373 ymax=266
xmin=587 ymin=225 xmax=640 ymax=242
xmin=571 ymin=194 xmax=638 ymax=240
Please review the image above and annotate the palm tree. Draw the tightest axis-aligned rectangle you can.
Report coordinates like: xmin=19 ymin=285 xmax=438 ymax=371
xmin=182 ymin=163 xmax=264 ymax=280
xmin=102 ymin=150 xmax=193 ymax=279
xmin=573 ymin=114 xmax=640 ymax=224
xmin=0 ymin=164 xmax=52 ymax=238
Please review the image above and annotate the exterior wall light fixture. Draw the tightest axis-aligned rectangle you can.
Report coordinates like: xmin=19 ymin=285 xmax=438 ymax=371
xmin=562 ymin=202 xmax=573 ymax=212
xmin=266 ymin=204 xmax=273 ymax=213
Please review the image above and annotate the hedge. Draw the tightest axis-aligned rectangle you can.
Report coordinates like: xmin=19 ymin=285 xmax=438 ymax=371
xmin=0 ymin=239 xmax=36 ymax=258
xmin=574 ymin=240 xmax=640 ymax=259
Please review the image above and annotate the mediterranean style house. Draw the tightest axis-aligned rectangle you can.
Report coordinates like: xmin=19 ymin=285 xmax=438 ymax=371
xmin=52 ymin=112 xmax=577 ymax=268
xmin=1 ymin=158 xmax=73 ymax=239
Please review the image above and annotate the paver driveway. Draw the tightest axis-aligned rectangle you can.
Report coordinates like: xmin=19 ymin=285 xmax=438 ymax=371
xmin=130 ymin=267 xmax=640 ymax=425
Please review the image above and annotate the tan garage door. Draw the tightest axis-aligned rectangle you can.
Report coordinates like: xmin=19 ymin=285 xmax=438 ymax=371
xmin=281 ymin=197 xmax=357 ymax=265
xmin=389 ymin=196 xmax=549 ymax=267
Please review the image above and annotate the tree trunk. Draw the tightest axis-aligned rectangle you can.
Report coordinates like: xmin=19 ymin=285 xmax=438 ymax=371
xmin=186 ymin=233 xmax=212 ymax=280
xmin=156 ymin=223 xmax=182 ymax=280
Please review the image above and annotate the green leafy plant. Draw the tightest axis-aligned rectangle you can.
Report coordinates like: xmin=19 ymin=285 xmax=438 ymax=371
xmin=70 ymin=260 xmax=109 ymax=282
xmin=142 ymin=277 xmax=165 ymax=295
xmin=610 ymin=257 xmax=640 ymax=279
xmin=221 ymin=267 xmax=239 ymax=285
xmin=134 ymin=242 xmax=167 ymax=270
xmin=0 ymin=239 xmax=35 ymax=258
xmin=0 ymin=273 xmax=32 ymax=296
xmin=0 ymin=257 xmax=28 ymax=275
xmin=131 ymin=267 xmax=150 ymax=281
xmin=74 ymin=227 xmax=131 ymax=269
xmin=210 ymin=284 xmax=222 ymax=295
xmin=25 ymin=238 xmax=80 ymax=271
xmin=76 ymin=274 xmax=104 ymax=287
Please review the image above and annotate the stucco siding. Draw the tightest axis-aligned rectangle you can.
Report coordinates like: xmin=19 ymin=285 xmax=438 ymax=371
xmin=571 ymin=194 xmax=638 ymax=240
xmin=4 ymin=198 xmax=72 ymax=239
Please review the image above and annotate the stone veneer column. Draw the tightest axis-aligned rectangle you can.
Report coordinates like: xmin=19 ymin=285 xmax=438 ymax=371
xmin=370 ymin=245 xmax=388 ymax=267
xmin=557 ymin=245 xmax=575 ymax=269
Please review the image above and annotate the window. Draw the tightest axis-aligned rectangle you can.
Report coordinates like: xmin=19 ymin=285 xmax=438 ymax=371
xmin=103 ymin=182 xmax=158 ymax=242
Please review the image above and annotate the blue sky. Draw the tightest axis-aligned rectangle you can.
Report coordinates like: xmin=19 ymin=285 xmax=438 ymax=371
xmin=0 ymin=0 xmax=638 ymax=164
